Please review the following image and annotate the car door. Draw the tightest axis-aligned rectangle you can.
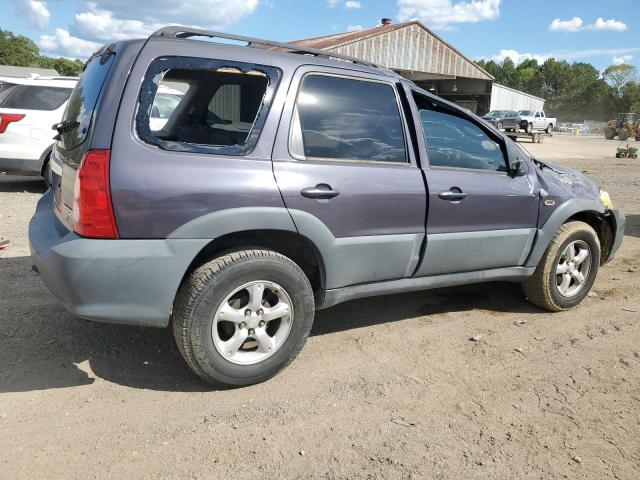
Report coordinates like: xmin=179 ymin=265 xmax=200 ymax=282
xmin=272 ymin=68 xmax=427 ymax=289
xmin=535 ymin=111 xmax=544 ymax=130
xmin=406 ymin=88 xmax=539 ymax=276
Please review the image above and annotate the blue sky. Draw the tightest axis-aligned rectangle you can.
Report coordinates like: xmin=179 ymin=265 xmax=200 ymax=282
xmin=1 ymin=0 xmax=638 ymax=72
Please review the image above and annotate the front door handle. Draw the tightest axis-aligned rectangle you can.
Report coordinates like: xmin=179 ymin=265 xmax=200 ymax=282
xmin=301 ymin=184 xmax=340 ymax=199
xmin=438 ymin=189 xmax=467 ymax=201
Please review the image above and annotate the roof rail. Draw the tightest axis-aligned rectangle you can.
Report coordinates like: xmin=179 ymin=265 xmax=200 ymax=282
xmin=149 ymin=26 xmax=379 ymax=69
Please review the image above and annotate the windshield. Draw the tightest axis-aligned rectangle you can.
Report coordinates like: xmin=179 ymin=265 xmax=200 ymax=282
xmin=518 ymin=110 xmax=534 ymax=116
xmin=486 ymin=110 xmax=505 ymax=117
xmin=59 ymin=52 xmax=114 ymax=150
xmin=0 ymin=84 xmax=72 ymax=110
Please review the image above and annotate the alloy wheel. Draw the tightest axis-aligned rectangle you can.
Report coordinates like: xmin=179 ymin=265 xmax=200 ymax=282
xmin=555 ymin=240 xmax=592 ymax=297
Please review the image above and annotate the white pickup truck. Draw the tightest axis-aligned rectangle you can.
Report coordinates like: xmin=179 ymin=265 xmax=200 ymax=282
xmin=517 ymin=110 xmax=556 ymax=134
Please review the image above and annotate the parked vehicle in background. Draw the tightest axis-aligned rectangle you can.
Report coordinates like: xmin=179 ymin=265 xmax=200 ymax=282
xmin=482 ymin=110 xmax=520 ymax=131
xmin=603 ymin=113 xmax=640 ymax=141
xmin=518 ymin=110 xmax=556 ymax=134
xmin=29 ymin=28 xmax=625 ymax=387
xmin=149 ymin=86 xmax=184 ymax=131
xmin=0 ymin=76 xmax=76 ymax=186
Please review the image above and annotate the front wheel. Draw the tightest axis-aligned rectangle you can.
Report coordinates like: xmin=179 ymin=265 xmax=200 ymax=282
xmin=173 ymin=249 xmax=315 ymax=387
xmin=526 ymin=122 xmax=533 ymax=133
xmin=522 ymin=221 xmax=600 ymax=311
xmin=42 ymin=157 xmax=52 ymax=189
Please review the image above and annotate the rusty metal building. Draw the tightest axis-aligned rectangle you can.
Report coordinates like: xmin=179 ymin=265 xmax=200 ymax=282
xmin=291 ymin=20 xmax=495 ymax=114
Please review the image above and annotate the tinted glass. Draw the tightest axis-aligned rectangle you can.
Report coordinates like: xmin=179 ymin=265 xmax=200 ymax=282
xmin=419 ymin=108 xmax=506 ymax=172
xmin=290 ymin=75 xmax=406 ymax=163
xmin=152 ymin=93 xmax=182 ymax=119
xmin=518 ymin=110 xmax=534 ymax=116
xmin=0 ymin=84 xmax=72 ymax=110
xmin=59 ymin=54 xmax=114 ymax=150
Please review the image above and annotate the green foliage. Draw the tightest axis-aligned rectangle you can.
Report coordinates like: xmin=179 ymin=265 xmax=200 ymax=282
xmin=0 ymin=28 xmax=83 ymax=77
xmin=478 ymin=55 xmax=640 ymax=122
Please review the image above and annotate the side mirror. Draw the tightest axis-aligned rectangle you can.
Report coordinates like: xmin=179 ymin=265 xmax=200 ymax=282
xmin=509 ymin=157 xmax=525 ymax=177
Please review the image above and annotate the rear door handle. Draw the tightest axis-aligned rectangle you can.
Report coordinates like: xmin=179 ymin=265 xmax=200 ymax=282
xmin=438 ymin=189 xmax=467 ymax=201
xmin=301 ymin=184 xmax=340 ymax=199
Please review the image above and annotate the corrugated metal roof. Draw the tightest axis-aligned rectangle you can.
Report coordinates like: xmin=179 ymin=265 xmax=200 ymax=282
xmin=291 ymin=21 xmax=493 ymax=81
xmin=0 ymin=65 xmax=59 ymax=78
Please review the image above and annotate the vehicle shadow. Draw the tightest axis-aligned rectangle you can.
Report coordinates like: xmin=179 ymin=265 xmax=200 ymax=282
xmin=0 ymin=175 xmax=46 ymax=194
xmin=0 ymin=255 xmax=540 ymax=393
xmin=625 ymin=214 xmax=640 ymax=238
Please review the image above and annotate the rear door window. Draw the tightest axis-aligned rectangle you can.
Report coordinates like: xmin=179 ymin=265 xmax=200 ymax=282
xmin=289 ymin=74 xmax=407 ymax=163
xmin=58 ymin=53 xmax=115 ymax=150
xmin=0 ymin=84 xmax=72 ymax=110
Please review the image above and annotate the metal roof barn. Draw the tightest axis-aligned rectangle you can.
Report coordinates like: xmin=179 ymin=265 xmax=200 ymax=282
xmin=490 ymin=83 xmax=545 ymax=113
xmin=292 ymin=20 xmax=496 ymax=114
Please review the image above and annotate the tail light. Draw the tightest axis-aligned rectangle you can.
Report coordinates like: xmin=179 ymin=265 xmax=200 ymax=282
xmin=73 ymin=149 xmax=119 ymax=239
xmin=0 ymin=113 xmax=25 ymax=133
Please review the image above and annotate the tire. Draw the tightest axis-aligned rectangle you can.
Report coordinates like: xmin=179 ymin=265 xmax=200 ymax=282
xmin=497 ymin=121 xmax=503 ymax=130
xmin=173 ymin=249 xmax=315 ymax=387
xmin=42 ymin=157 xmax=52 ymax=189
xmin=522 ymin=221 xmax=600 ymax=312
xmin=619 ymin=129 xmax=629 ymax=141
xmin=526 ymin=122 xmax=533 ymax=133
xmin=546 ymin=124 xmax=553 ymax=134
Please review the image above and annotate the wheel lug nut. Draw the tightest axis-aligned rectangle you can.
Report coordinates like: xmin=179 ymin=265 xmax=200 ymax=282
xmin=257 ymin=309 xmax=263 ymax=315
xmin=249 ymin=328 xmax=255 ymax=335
xmin=239 ymin=322 xmax=246 ymax=329
xmin=259 ymin=321 xmax=265 ymax=327
xmin=245 ymin=309 xmax=251 ymax=316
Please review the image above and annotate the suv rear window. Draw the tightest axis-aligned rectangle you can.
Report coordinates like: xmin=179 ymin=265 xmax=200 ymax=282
xmin=0 ymin=84 xmax=72 ymax=110
xmin=58 ymin=53 xmax=115 ymax=150
xmin=137 ymin=57 xmax=280 ymax=156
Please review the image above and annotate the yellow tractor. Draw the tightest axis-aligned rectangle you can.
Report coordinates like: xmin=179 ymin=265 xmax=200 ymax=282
xmin=604 ymin=113 xmax=640 ymax=141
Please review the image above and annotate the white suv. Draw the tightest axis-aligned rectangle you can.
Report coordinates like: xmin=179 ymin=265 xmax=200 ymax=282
xmin=0 ymin=76 xmax=77 ymax=185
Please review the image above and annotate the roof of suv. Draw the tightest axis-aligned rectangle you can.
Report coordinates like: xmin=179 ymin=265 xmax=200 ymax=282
xmin=147 ymin=26 xmax=405 ymax=81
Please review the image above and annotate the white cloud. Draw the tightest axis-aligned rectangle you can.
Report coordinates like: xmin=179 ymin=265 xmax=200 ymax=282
xmin=397 ymin=0 xmax=501 ymax=30
xmin=548 ymin=16 xmax=627 ymax=33
xmin=327 ymin=0 xmax=340 ymax=5
xmin=587 ymin=17 xmax=627 ymax=32
xmin=612 ymin=54 xmax=633 ymax=65
xmin=347 ymin=24 xmax=365 ymax=31
xmin=39 ymin=28 xmax=101 ymax=58
xmin=72 ymin=5 xmax=159 ymax=41
xmin=14 ymin=0 xmax=51 ymax=29
xmin=345 ymin=1 xmax=362 ymax=8
xmin=483 ymin=47 xmax=640 ymax=65
xmin=549 ymin=17 xmax=583 ymax=32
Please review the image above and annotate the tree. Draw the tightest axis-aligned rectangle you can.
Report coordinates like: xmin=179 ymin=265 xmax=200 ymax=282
xmin=603 ymin=64 xmax=638 ymax=97
xmin=0 ymin=29 xmax=40 ymax=67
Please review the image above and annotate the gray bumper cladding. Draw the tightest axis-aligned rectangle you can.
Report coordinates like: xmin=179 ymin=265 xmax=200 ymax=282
xmin=29 ymin=191 xmax=209 ymax=327
xmin=606 ymin=209 xmax=626 ymax=263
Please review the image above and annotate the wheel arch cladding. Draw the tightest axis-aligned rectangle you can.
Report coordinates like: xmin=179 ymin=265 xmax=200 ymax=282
xmin=525 ymin=198 xmax=605 ymax=268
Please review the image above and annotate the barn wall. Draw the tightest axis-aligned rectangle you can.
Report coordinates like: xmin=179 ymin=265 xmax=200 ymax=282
xmin=490 ymin=84 xmax=544 ymax=112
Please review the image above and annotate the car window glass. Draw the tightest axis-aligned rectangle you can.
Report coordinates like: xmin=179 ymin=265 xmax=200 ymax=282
xmin=289 ymin=74 xmax=406 ymax=163
xmin=417 ymin=103 xmax=506 ymax=173
xmin=137 ymin=58 xmax=280 ymax=156
xmin=0 ymin=84 xmax=72 ymax=110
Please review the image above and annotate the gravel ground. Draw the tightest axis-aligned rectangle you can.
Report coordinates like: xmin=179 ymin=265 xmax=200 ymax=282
xmin=1 ymin=134 xmax=639 ymax=479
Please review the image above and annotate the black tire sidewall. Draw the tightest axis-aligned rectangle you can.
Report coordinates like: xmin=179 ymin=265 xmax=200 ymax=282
xmin=189 ymin=256 xmax=314 ymax=386
xmin=547 ymin=229 xmax=600 ymax=309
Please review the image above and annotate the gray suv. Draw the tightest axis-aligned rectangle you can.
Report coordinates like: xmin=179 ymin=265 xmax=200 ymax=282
xmin=29 ymin=27 xmax=625 ymax=387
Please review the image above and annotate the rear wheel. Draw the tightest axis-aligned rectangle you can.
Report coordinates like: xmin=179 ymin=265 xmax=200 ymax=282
xmin=173 ymin=249 xmax=315 ymax=387
xmin=42 ymin=157 xmax=52 ymax=189
xmin=604 ymin=128 xmax=616 ymax=140
xmin=523 ymin=221 xmax=600 ymax=311
xmin=546 ymin=124 xmax=553 ymax=134
xmin=619 ymin=128 xmax=629 ymax=141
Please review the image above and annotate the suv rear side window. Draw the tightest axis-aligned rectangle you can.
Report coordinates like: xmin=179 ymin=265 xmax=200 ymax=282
xmin=289 ymin=74 xmax=406 ymax=163
xmin=137 ymin=57 xmax=280 ymax=156
xmin=417 ymin=102 xmax=507 ymax=173
xmin=58 ymin=53 xmax=115 ymax=150
xmin=0 ymin=84 xmax=72 ymax=110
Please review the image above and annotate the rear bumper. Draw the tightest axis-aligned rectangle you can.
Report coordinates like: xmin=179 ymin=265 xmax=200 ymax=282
xmin=0 ymin=156 xmax=42 ymax=175
xmin=605 ymin=209 xmax=625 ymax=263
xmin=29 ymin=191 xmax=209 ymax=327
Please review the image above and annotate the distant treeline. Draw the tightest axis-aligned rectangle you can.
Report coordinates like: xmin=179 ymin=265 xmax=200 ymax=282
xmin=0 ymin=29 xmax=84 ymax=77
xmin=476 ymin=57 xmax=639 ymax=122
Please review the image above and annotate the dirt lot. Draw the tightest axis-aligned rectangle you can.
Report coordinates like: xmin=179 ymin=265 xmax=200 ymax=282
xmin=1 ymin=134 xmax=639 ymax=479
